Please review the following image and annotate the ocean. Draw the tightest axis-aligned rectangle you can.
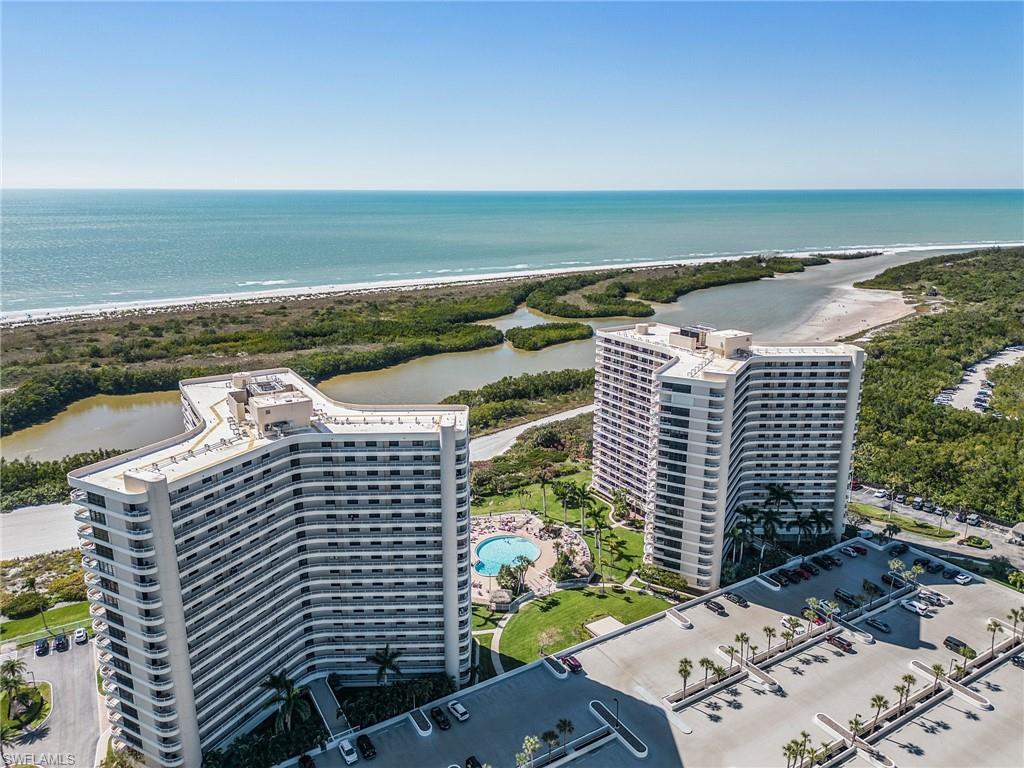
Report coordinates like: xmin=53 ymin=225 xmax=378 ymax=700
xmin=2 ymin=189 xmax=1022 ymax=313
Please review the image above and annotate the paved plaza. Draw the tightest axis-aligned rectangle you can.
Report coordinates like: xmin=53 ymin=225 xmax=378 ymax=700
xmin=307 ymin=539 xmax=1023 ymax=768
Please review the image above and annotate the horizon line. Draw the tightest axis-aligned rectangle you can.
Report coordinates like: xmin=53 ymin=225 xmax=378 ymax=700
xmin=4 ymin=186 xmax=1023 ymax=194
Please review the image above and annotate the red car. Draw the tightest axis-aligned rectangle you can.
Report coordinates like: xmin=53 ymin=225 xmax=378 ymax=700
xmin=561 ymin=655 xmax=583 ymax=673
xmin=851 ymin=544 xmax=868 ymax=556
xmin=827 ymin=635 xmax=854 ymax=653
xmin=812 ymin=615 xmax=826 ymax=626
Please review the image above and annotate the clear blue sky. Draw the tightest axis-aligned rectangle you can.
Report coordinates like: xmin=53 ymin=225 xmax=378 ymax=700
xmin=3 ymin=2 xmax=1022 ymax=190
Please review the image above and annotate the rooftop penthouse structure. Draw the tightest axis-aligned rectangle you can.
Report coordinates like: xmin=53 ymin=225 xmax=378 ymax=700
xmin=592 ymin=323 xmax=864 ymax=590
xmin=70 ymin=369 xmax=471 ymax=767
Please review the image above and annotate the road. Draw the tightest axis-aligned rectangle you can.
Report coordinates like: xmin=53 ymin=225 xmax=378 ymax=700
xmin=850 ymin=487 xmax=1023 ymax=569
xmin=946 ymin=347 xmax=1024 ymax=413
xmin=4 ymin=639 xmax=100 ymax=767
xmin=468 ymin=403 xmax=595 ymax=462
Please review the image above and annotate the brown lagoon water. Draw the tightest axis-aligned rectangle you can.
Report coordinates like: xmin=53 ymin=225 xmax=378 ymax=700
xmin=0 ymin=248 xmax=967 ymax=460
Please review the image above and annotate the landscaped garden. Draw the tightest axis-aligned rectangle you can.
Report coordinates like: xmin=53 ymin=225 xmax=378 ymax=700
xmin=497 ymin=588 xmax=670 ymax=668
xmin=0 ymin=601 xmax=90 ymax=646
xmin=1 ymin=657 xmax=52 ymax=737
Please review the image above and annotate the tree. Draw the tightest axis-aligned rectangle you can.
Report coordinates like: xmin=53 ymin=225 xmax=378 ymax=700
xmin=763 ymin=625 xmax=777 ymax=652
xmin=611 ymin=488 xmax=630 ymax=522
xmin=0 ymin=659 xmax=27 ymax=681
xmin=808 ymin=507 xmax=833 ymax=544
xmin=847 ymin=714 xmax=864 ymax=743
xmin=589 ymin=504 xmax=610 ymax=592
xmin=0 ymin=672 xmax=22 ymax=707
xmin=802 ymin=609 xmax=817 ymax=634
xmin=887 ymin=559 xmax=905 ymax=596
xmin=787 ymin=511 xmax=815 ymax=548
xmin=725 ymin=645 xmax=737 ymax=667
xmin=882 ymin=523 xmax=901 ymax=542
xmin=551 ymin=481 xmax=570 ymax=526
xmin=734 ymin=632 xmax=750 ymax=660
xmin=781 ymin=629 xmax=795 ymax=650
xmin=783 ymin=739 xmax=800 ymax=768
xmin=930 ymin=662 xmax=945 ymax=690
xmin=986 ymin=618 xmax=1003 ymax=655
xmin=901 ymin=673 xmax=917 ymax=705
xmin=1006 ymin=607 xmax=1023 ymax=639
xmin=556 ymin=718 xmax=574 ymax=745
xmin=870 ymin=694 xmax=889 ymax=731
xmin=535 ymin=468 xmax=554 ymax=517
xmin=520 ymin=734 xmax=541 ymax=767
xmin=517 ymin=487 xmax=530 ymax=512
xmin=513 ymin=554 xmax=533 ymax=594
xmin=99 ymin=748 xmax=144 ymax=768
xmin=260 ymin=671 xmax=310 ymax=734
xmin=1 ymin=722 xmax=20 ymax=768
xmin=822 ymin=601 xmax=840 ymax=628
xmin=757 ymin=503 xmax=788 ymax=568
xmin=1008 ymin=571 xmax=1024 ymax=592
xmin=366 ymin=644 xmax=403 ymax=686
xmin=699 ymin=656 xmax=714 ymax=686
xmin=728 ymin=525 xmax=748 ymax=564
xmin=678 ymin=658 xmax=693 ymax=694
xmin=713 ymin=664 xmax=727 ymax=683
xmin=541 ymin=730 xmax=559 ymax=761
xmin=747 ymin=643 xmax=759 ymax=661
xmin=893 ymin=683 xmax=908 ymax=713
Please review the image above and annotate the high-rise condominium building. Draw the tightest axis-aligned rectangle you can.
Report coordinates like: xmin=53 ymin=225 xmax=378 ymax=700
xmin=592 ymin=323 xmax=864 ymax=591
xmin=70 ymin=369 xmax=471 ymax=767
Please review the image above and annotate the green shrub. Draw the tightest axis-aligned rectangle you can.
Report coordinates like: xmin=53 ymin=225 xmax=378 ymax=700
xmin=0 ymin=591 xmax=48 ymax=619
xmin=505 ymin=322 xmax=593 ymax=351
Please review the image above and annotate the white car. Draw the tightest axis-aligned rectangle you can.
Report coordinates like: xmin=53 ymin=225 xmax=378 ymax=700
xmin=73 ymin=627 xmax=89 ymax=645
xmin=338 ymin=739 xmax=358 ymax=765
xmin=955 ymin=573 xmax=972 ymax=585
xmin=873 ymin=489 xmax=887 ymax=499
xmin=448 ymin=699 xmax=470 ymax=722
xmin=840 ymin=546 xmax=858 ymax=557
xmin=901 ymin=599 xmax=930 ymax=617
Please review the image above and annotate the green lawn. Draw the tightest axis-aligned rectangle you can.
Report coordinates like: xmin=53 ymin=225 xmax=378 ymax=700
xmin=1 ymin=682 xmax=52 ymax=735
xmin=0 ymin=601 xmax=91 ymax=646
xmin=472 ymin=473 xmax=645 ymax=585
xmin=474 ymin=634 xmax=497 ymax=682
xmin=849 ymin=502 xmax=956 ymax=540
xmin=472 ymin=605 xmax=502 ymax=631
xmin=498 ymin=588 xmax=669 ymax=668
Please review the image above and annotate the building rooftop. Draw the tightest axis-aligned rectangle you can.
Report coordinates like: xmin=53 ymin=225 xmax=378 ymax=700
xmin=599 ymin=322 xmax=860 ymax=381
xmin=71 ymin=368 xmax=467 ymax=493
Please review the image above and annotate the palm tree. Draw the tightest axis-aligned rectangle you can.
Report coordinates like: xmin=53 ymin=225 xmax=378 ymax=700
xmin=802 ymin=609 xmax=817 ymax=634
xmin=611 ymin=488 xmax=630 ymax=523
xmin=727 ymin=525 xmax=748 ymax=564
xmin=535 ymin=468 xmax=554 ymax=518
xmin=556 ymin=718 xmax=574 ymax=746
xmin=725 ymin=645 xmax=737 ymax=667
xmin=366 ymin=644 xmax=403 ymax=685
xmin=882 ymin=523 xmax=901 ymax=542
xmin=781 ymin=628 xmax=795 ymax=650
xmin=901 ymin=673 xmax=917 ymax=705
xmin=713 ymin=664 xmax=728 ymax=683
xmin=787 ymin=511 xmax=815 ymax=548
xmin=1 ymin=722 xmax=20 ymax=768
xmin=808 ymin=507 xmax=832 ymax=544
xmin=986 ymin=618 xmax=1003 ymax=655
xmin=930 ymin=662 xmax=945 ymax=690
xmin=893 ymin=683 xmax=908 ymax=713
xmin=747 ymin=643 xmax=759 ymax=661
xmin=513 ymin=554 xmax=532 ymax=594
xmin=870 ymin=694 xmax=889 ymax=731
xmin=847 ymin=714 xmax=864 ymax=743
xmin=1007 ymin=607 xmax=1024 ymax=639
xmin=678 ymin=658 xmax=693 ymax=694
xmin=589 ymin=506 xmax=610 ymax=592
xmin=541 ymin=730 xmax=559 ymax=761
xmin=734 ymin=632 xmax=750 ymax=660
xmin=783 ymin=740 xmax=800 ymax=768
xmin=0 ymin=659 xmax=27 ymax=681
xmin=699 ymin=656 xmax=714 ymax=686
xmin=520 ymin=734 xmax=541 ymax=768
xmin=887 ymin=559 xmax=905 ymax=596
xmin=0 ymin=672 xmax=22 ymax=706
xmin=517 ymin=487 xmax=530 ymax=512
xmin=260 ymin=671 xmax=310 ymax=733
xmin=797 ymin=730 xmax=811 ymax=763
xmin=757 ymin=504 xmax=787 ymax=568
xmin=764 ymin=625 xmax=777 ymax=652
xmin=552 ymin=481 xmax=570 ymax=526
xmin=822 ymin=600 xmax=840 ymax=628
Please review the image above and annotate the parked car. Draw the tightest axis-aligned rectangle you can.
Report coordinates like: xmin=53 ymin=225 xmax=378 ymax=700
xmin=430 ymin=706 xmax=451 ymax=730
xmin=901 ymin=599 xmax=930 ymax=617
xmin=966 ymin=514 xmax=980 ymax=526
xmin=865 ymin=617 xmax=891 ymax=634
xmin=889 ymin=543 xmax=908 ymax=556
xmin=827 ymin=635 xmax=854 ymax=653
xmin=857 ymin=530 xmax=873 ymax=540
xmin=922 ymin=502 xmax=934 ymax=513
xmin=881 ymin=572 xmax=906 ymax=588
xmin=918 ymin=591 xmax=944 ymax=607
xmin=955 ymin=572 xmax=973 ymax=585
xmin=298 ymin=756 xmax=316 ymax=768
xmin=73 ymin=627 xmax=89 ymax=645
xmin=338 ymin=740 xmax=359 ymax=765
xmin=705 ymin=600 xmax=726 ymax=615
xmin=356 ymin=734 xmax=376 ymax=760
xmin=912 ymin=557 xmax=930 ymax=569
xmin=955 ymin=511 xmax=967 ymax=523
xmin=466 ymin=758 xmax=483 ymax=768
xmin=723 ymin=592 xmax=749 ymax=607
xmin=448 ymin=700 xmax=470 ymax=722
xmin=787 ymin=568 xmax=808 ymax=581
xmin=1011 ymin=655 xmax=1024 ymax=669
xmin=53 ymin=633 xmax=69 ymax=652
xmin=781 ymin=617 xmax=807 ymax=635
xmin=775 ymin=570 xmax=795 ymax=585
xmin=851 ymin=544 xmax=868 ymax=556
xmin=911 ymin=500 xmax=924 ymax=510
xmin=943 ymin=636 xmax=975 ymax=655
xmin=811 ymin=555 xmax=833 ymax=571
xmin=561 ymin=655 xmax=583 ymax=673
xmin=942 ymin=567 xmax=957 ymax=579
xmin=926 ymin=562 xmax=944 ymax=574
xmin=839 ymin=546 xmax=858 ymax=558
xmin=799 ymin=561 xmax=820 ymax=576
xmin=895 ymin=494 xmax=907 ymax=504
xmin=825 ymin=554 xmax=844 ymax=567
xmin=834 ymin=588 xmax=858 ymax=605
xmin=34 ymin=638 xmax=49 ymax=657
xmin=761 ymin=573 xmax=783 ymax=588
xmin=873 ymin=489 xmax=887 ymax=499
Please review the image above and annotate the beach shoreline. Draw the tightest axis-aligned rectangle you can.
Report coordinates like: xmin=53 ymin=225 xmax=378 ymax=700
xmin=2 ymin=241 xmax=1017 ymax=328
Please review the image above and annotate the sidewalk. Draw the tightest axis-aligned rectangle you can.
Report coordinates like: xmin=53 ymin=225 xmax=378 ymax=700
xmin=308 ymin=677 xmax=351 ymax=736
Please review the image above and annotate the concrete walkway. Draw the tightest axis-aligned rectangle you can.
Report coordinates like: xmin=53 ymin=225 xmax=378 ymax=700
xmin=308 ymin=677 xmax=351 ymax=736
xmin=468 ymin=404 xmax=595 ymax=462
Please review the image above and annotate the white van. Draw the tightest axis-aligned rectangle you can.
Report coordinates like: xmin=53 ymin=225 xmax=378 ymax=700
xmin=966 ymin=514 xmax=980 ymax=526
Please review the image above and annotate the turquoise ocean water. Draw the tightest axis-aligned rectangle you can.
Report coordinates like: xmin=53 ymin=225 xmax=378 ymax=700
xmin=2 ymin=189 xmax=1021 ymax=312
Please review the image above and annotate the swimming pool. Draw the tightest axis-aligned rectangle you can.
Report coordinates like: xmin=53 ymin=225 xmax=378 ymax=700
xmin=473 ymin=535 xmax=541 ymax=577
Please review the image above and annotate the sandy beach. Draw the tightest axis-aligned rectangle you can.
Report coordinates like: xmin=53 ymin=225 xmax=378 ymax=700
xmin=3 ymin=241 xmax=1016 ymax=328
xmin=786 ymin=282 xmax=916 ymax=343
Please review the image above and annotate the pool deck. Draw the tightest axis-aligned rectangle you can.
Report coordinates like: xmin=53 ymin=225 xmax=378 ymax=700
xmin=470 ymin=512 xmax=592 ymax=603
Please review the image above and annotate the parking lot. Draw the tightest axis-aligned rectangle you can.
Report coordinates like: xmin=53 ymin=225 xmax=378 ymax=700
xmin=308 ymin=540 xmax=1022 ymax=768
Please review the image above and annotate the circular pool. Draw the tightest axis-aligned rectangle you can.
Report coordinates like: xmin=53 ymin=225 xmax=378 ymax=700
xmin=473 ymin=535 xmax=541 ymax=577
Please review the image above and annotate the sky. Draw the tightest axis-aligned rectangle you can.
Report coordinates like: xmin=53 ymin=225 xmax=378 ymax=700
xmin=2 ymin=2 xmax=1022 ymax=190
